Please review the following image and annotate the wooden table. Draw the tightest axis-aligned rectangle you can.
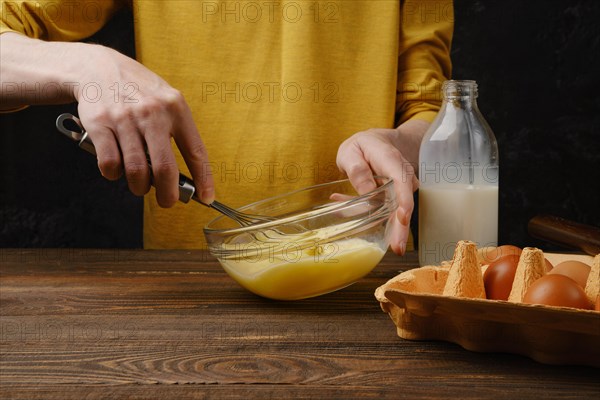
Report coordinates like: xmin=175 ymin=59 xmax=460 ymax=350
xmin=1 ymin=249 xmax=598 ymax=399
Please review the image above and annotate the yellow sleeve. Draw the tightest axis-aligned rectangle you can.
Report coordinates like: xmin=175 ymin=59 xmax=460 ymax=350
xmin=396 ymin=0 xmax=454 ymax=125
xmin=0 ymin=0 xmax=124 ymax=40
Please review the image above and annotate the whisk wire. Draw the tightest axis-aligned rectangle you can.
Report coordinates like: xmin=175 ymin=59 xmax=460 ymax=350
xmin=209 ymin=200 xmax=276 ymax=227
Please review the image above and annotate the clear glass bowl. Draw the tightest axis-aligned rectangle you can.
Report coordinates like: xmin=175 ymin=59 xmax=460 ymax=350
xmin=204 ymin=177 xmax=397 ymax=300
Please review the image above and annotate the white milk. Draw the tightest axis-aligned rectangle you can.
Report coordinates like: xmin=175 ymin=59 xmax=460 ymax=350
xmin=418 ymin=184 xmax=498 ymax=266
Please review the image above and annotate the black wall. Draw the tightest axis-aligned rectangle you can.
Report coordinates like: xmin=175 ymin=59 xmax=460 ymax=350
xmin=1 ymin=1 xmax=599 ymax=250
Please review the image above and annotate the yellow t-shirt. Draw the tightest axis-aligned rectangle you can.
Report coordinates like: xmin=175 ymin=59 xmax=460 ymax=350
xmin=1 ymin=0 xmax=453 ymax=249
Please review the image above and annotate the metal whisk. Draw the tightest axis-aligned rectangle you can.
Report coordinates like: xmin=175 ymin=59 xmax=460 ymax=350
xmin=176 ymin=173 xmax=276 ymax=225
xmin=56 ymin=113 xmax=275 ymax=227
xmin=206 ymin=200 xmax=275 ymax=226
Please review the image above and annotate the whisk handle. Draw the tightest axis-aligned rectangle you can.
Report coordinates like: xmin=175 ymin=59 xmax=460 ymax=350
xmin=57 ymin=113 xmax=203 ymax=205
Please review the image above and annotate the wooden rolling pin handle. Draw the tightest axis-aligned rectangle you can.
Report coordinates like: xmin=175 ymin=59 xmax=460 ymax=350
xmin=528 ymin=215 xmax=600 ymax=256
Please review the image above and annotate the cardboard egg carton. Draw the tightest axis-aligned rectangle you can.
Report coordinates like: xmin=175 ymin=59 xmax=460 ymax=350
xmin=375 ymin=241 xmax=600 ymax=366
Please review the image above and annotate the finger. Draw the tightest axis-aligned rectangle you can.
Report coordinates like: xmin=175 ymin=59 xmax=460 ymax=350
xmin=392 ymin=171 xmax=416 ymax=226
xmin=336 ymin=141 xmax=377 ymax=195
xmin=113 ymin=119 xmax=151 ymax=196
xmin=86 ymin=126 xmax=123 ymax=181
xmin=388 ymin=214 xmax=410 ymax=255
xmin=361 ymin=142 xmax=416 ymax=221
xmin=374 ymin=168 xmax=413 ymax=254
xmin=143 ymin=120 xmax=179 ymax=208
xmin=329 ymin=193 xmax=356 ymax=202
xmin=172 ymin=105 xmax=215 ymax=204
xmin=354 ymin=138 xmax=417 ymax=253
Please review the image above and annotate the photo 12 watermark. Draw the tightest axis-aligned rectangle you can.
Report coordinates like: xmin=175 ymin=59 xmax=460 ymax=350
xmin=0 ymin=319 xmax=139 ymax=343
xmin=419 ymin=161 xmax=499 ymax=184
xmin=0 ymin=81 xmax=140 ymax=104
xmin=1 ymin=1 xmax=108 ymax=25
xmin=214 ymin=239 xmax=341 ymax=265
xmin=202 ymin=161 xmax=340 ymax=185
xmin=200 ymin=81 xmax=340 ymax=104
xmin=402 ymin=0 xmax=454 ymax=24
xmin=198 ymin=320 xmax=339 ymax=342
xmin=194 ymin=1 xmax=341 ymax=24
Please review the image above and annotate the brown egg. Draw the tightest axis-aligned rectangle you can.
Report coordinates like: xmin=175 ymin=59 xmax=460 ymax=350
xmin=523 ymin=274 xmax=591 ymax=310
xmin=480 ymin=245 xmax=522 ymax=264
xmin=548 ymin=260 xmax=591 ymax=288
xmin=596 ymin=296 xmax=600 ymax=312
xmin=483 ymin=254 xmax=520 ymax=301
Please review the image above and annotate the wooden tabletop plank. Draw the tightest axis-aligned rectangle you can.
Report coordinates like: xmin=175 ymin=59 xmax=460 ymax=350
xmin=1 ymin=249 xmax=599 ymax=399
xmin=5 ymin=384 xmax=585 ymax=400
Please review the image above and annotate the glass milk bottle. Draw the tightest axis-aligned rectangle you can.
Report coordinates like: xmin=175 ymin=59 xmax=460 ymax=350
xmin=418 ymin=80 xmax=499 ymax=266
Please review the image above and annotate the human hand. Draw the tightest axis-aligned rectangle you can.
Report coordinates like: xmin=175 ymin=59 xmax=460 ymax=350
xmin=74 ymin=45 xmax=214 ymax=207
xmin=336 ymin=120 xmax=428 ymax=254
xmin=1 ymin=33 xmax=213 ymax=206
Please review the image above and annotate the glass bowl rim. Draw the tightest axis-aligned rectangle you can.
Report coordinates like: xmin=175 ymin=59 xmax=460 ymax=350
xmin=203 ymin=176 xmax=394 ymax=235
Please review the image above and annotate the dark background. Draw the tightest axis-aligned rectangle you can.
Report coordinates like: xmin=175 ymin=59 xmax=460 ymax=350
xmin=1 ymin=0 xmax=599 ymax=250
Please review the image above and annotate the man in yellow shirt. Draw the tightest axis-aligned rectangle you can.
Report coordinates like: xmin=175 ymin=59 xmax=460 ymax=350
xmin=0 ymin=0 xmax=453 ymax=254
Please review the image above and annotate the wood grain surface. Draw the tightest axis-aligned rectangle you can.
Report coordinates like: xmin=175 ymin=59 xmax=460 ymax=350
xmin=1 ymin=249 xmax=598 ymax=399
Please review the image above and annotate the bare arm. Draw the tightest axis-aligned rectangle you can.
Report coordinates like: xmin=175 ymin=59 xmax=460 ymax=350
xmin=1 ymin=32 xmax=215 ymax=206
xmin=0 ymin=32 xmax=80 ymax=107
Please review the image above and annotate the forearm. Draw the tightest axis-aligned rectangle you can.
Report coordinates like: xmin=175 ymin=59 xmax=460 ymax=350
xmin=0 ymin=0 xmax=124 ymax=108
xmin=0 ymin=32 xmax=97 ymax=109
